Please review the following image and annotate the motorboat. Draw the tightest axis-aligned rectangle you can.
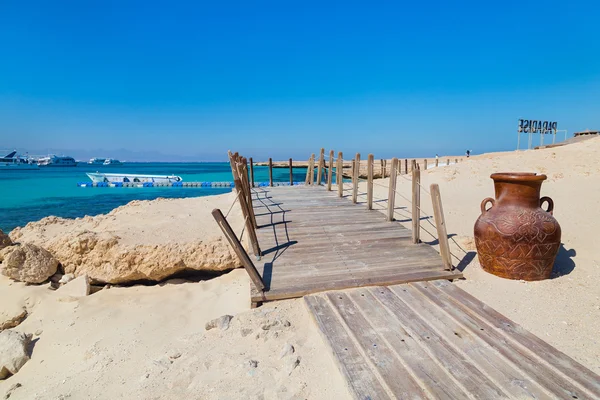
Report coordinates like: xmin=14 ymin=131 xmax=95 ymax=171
xmin=0 ymin=151 xmax=39 ymax=170
xmin=88 ymin=158 xmax=106 ymax=165
xmin=86 ymin=172 xmax=182 ymax=184
xmin=38 ymin=155 xmax=77 ymax=167
xmin=103 ymin=158 xmax=123 ymax=166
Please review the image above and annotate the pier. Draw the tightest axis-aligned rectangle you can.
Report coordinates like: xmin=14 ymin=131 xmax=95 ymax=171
xmin=212 ymin=150 xmax=600 ymax=399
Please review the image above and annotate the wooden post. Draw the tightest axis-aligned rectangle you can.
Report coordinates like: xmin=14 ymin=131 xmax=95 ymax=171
xmin=233 ymin=177 xmax=261 ymax=256
xmin=447 ymin=159 xmax=450 ymax=166
xmin=327 ymin=150 xmax=334 ymax=191
xmin=240 ymin=159 xmax=258 ymax=230
xmin=268 ymin=158 xmax=273 ymax=187
xmin=435 ymin=158 xmax=439 ymax=167
xmin=352 ymin=153 xmax=360 ymax=203
xmin=404 ymin=159 xmax=408 ymax=175
xmin=309 ymin=154 xmax=315 ymax=185
xmin=249 ymin=157 xmax=255 ymax=188
xmin=430 ymin=184 xmax=453 ymax=270
xmin=424 ymin=159 xmax=428 ymax=170
xmin=367 ymin=154 xmax=374 ymax=210
xmin=412 ymin=168 xmax=421 ymax=243
xmin=387 ymin=158 xmax=398 ymax=221
xmin=337 ymin=152 xmax=343 ymax=197
xmin=455 ymin=158 xmax=458 ymax=164
xmin=289 ymin=158 xmax=293 ymax=185
xmin=316 ymin=148 xmax=325 ymax=185
xmin=212 ymin=209 xmax=265 ymax=291
xmin=380 ymin=159 xmax=385 ymax=178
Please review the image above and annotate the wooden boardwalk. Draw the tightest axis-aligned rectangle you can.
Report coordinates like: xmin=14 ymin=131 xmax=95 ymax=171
xmin=250 ymin=186 xmax=462 ymax=304
xmin=305 ymin=279 xmax=600 ymax=400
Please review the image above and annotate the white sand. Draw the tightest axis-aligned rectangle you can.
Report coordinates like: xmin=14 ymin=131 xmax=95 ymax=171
xmin=0 ymin=271 xmax=349 ymax=399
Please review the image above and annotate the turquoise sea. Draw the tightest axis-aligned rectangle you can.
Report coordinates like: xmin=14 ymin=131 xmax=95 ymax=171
xmin=0 ymin=163 xmax=308 ymax=232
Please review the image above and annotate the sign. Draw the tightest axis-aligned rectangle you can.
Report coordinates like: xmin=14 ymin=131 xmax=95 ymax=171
xmin=518 ymin=119 xmax=557 ymax=134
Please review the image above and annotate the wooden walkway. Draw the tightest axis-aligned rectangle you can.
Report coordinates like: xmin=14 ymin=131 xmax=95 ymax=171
xmin=250 ymin=186 xmax=462 ymax=304
xmin=305 ymin=279 xmax=600 ymax=400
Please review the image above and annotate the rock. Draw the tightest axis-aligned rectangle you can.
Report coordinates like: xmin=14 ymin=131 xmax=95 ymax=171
xmin=248 ymin=359 xmax=258 ymax=368
xmin=58 ymin=273 xmax=75 ymax=284
xmin=0 ymin=230 xmax=11 ymax=251
xmin=167 ymin=350 xmax=181 ymax=360
xmin=3 ymin=382 xmax=22 ymax=399
xmin=56 ymin=274 xmax=90 ymax=297
xmin=7 ymin=195 xmax=244 ymax=284
xmin=0 ymin=331 xmax=32 ymax=379
xmin=0 ymin=243 xmax=58 ymax=284
xmin=205 ymin=315 xmax=233 ymax=331
xmin=285 ymin=356 xmax=300 ymax=376
xmin=0 ymin=308 xmax=27 ymax=331
xmin=49 ymin=273 xmax=64 ymax=284
xmin=279 ymin=343 xmax=295 ymax=359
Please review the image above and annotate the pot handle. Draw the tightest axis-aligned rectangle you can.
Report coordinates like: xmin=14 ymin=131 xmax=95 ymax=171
xmin=481 ymin=197 xmax=495 ymax=213
xmin=540 ymin=196 xmax=554 ymax=215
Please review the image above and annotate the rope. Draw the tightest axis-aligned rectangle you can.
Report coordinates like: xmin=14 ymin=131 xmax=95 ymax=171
xmin=224 ymin=190 xmax=241 ymax=218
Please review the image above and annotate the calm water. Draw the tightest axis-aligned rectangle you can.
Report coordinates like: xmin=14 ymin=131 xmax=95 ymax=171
xmin=0 ymin=162 xmax=308 ymax=232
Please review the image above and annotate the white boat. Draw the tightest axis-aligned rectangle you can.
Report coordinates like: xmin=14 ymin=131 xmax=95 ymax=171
xmin=86 ymin=172 xmax=182 ymax=184
xmin=88 ymin=158 xmax=106 ymax=165
xmin=38 ymin=155 xmax=77 ymax=167
xmin=0 ymin=151 xmax=39 ymax=170
xmin=103 ymin=158 xmax=123 ymax=166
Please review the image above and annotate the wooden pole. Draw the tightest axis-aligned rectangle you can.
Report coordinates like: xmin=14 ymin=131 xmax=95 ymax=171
xmin=455 ymin=158 xmax=458 ymax=164
xmin=412 ymin=168 xmax=421 ymax=243
xmin=430 ymin=184 xmax=453 ymax=270
xmin=316 ymin=148 xmax=325 ymax=185
xmin=239 ymin=159 xmax=257 ymax=230
xmin=367 ymin=154 xmax=374 ymax=210
xmin=387 ymin=158 xmax=398 ymax=221
xmin=249 ymin=157 xmax=255 ymax=188
xmin=211 ymin=209 xmax=265 ymax=291
xmin=309 ymin=153 xmax=315 ymax=185
xmin=447 ymin=159 xmax=450 ymax=166
xmin=424 ymin=159 xmax=428 ymax=170
xmin=435 ymin=158 xmax=439 ymax=167
xmin=234 ymin=178 xmax=261 ymax=256
xmin=327 ymin=150 xmax=334 ymax=191
xmin=352 ymin=153 xmax=360 ymax=203
xmin=268 ymin=158 xmax=273 ymax=187
xmin=380 ymin=159 xmax=385 ymax=178
xmin=289 ymin=158 xmax=293 ymax=185
xmin=404 ymin=159 xmax=408 ymax=175
xmin=337 ymin=152 xmax=343 ymax=197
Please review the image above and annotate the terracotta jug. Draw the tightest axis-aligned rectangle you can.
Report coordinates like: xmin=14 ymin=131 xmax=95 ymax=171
xmin=474 ymin=173 xmax=561 ymax=281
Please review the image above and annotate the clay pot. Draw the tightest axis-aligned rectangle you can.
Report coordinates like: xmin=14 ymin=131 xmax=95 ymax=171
xmin=474 ymin=173 xmax=561 ymax=281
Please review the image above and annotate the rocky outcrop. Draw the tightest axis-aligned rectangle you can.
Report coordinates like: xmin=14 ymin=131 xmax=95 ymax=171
xmin=0 ymin=309 xmax=27 ymax=331
xmin=7 ymin=195 xmax=244 ymax=284
xmin=0 ymin=229 xmax=11 ymax=251
xmin=0 ymin=330 xmax=32 ymax=379
xmin=0 ymin=243 xmax=59 ymax=284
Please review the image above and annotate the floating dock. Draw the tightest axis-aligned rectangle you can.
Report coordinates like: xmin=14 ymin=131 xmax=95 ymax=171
xmin=77 ymin=181 xmax=304 ymax=188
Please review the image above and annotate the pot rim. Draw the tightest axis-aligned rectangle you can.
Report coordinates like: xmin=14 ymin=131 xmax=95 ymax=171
xmin=490 ymin=172 xmax=547 ymax=182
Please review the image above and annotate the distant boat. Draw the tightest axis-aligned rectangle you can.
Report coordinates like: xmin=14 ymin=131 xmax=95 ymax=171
xmin=38 ymin=155 xmax=77 ymax=167
xmin=86 ymin=172 xmax=182 ymax=184
xmin=103 ymin=158 xmax=123 ymax=166
xmin=88 ymin=158 xmax=106 ymax=165
xmin=0 ymin=150 xmax=39 ymax=170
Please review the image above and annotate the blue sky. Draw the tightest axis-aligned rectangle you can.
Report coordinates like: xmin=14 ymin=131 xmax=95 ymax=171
xmin=1 ymin=0 xmax=599 ymax=161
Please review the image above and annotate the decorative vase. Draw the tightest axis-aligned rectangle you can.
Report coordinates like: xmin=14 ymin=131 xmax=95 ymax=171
xmin=474 ymin=173 xmax=561 ymax=281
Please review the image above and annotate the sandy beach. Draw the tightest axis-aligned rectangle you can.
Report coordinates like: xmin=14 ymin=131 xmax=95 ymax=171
xmin=2 ymin=137 xmax=600 ymax=399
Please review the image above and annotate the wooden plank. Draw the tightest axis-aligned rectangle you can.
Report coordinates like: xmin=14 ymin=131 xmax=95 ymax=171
xmin=428 ymin=280 xmax=600 ymax=398
xmin=430 ymin=184 xmax=452 ymax=270
xmin=412 ymin=168 xmax=420 ymax=244
xmin=211 ymin=209 xmax=265 ymax=291
xmin=344 ymin=289 xmax=470 ymax=399
xmin=289 ymin=158 xmax=293 ymax=185
xmin=326 ymin=292 xmax=430 ymax=398
xmin=386 ymin=158 xmax=398 ymax=222
xmin=327 ymin=150 xmax=334 ymax=191
xmin=389 ymin=283 xmax=552 ymax=399
xmin=370 ymin=286 xmax=507 ymax=398
xmin=303 ymin=296 xmax=393 ymax=399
